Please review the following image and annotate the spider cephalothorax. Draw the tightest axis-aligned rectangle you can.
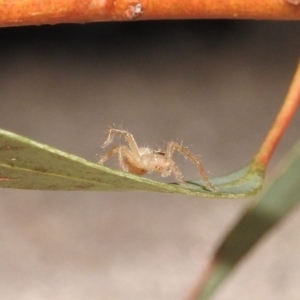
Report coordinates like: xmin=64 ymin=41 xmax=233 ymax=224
xmin=98 ymin=128 xmax=215 ymax=191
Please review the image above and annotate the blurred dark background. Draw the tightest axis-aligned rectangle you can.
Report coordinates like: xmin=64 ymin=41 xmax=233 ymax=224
xmin=0 ymin=21 xmax=299 ymax=300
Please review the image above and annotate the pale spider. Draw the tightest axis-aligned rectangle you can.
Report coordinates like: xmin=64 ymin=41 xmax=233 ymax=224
xmin=98 ymin=128 xmax=215 ymax=191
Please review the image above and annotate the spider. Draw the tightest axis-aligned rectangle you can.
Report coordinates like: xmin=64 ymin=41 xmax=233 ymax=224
xmin=98 ymin=128 xmax=215 ymax=191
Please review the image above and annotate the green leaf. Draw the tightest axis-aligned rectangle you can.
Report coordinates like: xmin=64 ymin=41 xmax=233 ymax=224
xmin=194 ymin=140 xmax=300 ymax=299
xmin=0 ymin=129 xmax=264 ymax=198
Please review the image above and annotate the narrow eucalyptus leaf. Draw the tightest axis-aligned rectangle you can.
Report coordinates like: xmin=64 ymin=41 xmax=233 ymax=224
xmin=0 ymin=129 xmax=264 ymax=198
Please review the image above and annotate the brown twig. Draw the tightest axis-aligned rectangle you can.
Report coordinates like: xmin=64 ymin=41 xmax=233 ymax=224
xmin=0 ymin=0 xmax=300 ymax=27
xmin=254 ymin=60 xmax=300 ymax=167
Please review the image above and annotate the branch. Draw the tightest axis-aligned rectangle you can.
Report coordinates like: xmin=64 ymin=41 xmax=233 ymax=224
xmin=0 ymin=0 xmax=300 ymax=28
xmin=254 ymin=59 xmax=300 ymax=167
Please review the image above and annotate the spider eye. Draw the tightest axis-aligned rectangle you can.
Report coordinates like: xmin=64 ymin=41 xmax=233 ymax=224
xmin=154 ymin=150 xmax=165 ymax=156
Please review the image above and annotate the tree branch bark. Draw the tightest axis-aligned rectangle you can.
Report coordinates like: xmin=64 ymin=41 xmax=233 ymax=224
xmin=0 ymin=0 xmax=300 ymax=28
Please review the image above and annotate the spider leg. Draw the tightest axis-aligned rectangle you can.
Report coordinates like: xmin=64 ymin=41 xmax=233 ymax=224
xmin=169 ymin=161 xmax=184 ymax=182
xmin=98 ymin=145 xmax=122 ymax=165
xmin=102 ymin=128 xmax=140 ymax=157
xmin=166 ymin=142 xmax=215 ymax=191
xmin=99 ymin=145 xmax=146 ymax=175
xmin=118 ymin=146 xmax=132 ymax=172
xmin=98 ymin=145 xmax=132 ymax=172
xmin=117 ymin=146 xmax=145 ymax=173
